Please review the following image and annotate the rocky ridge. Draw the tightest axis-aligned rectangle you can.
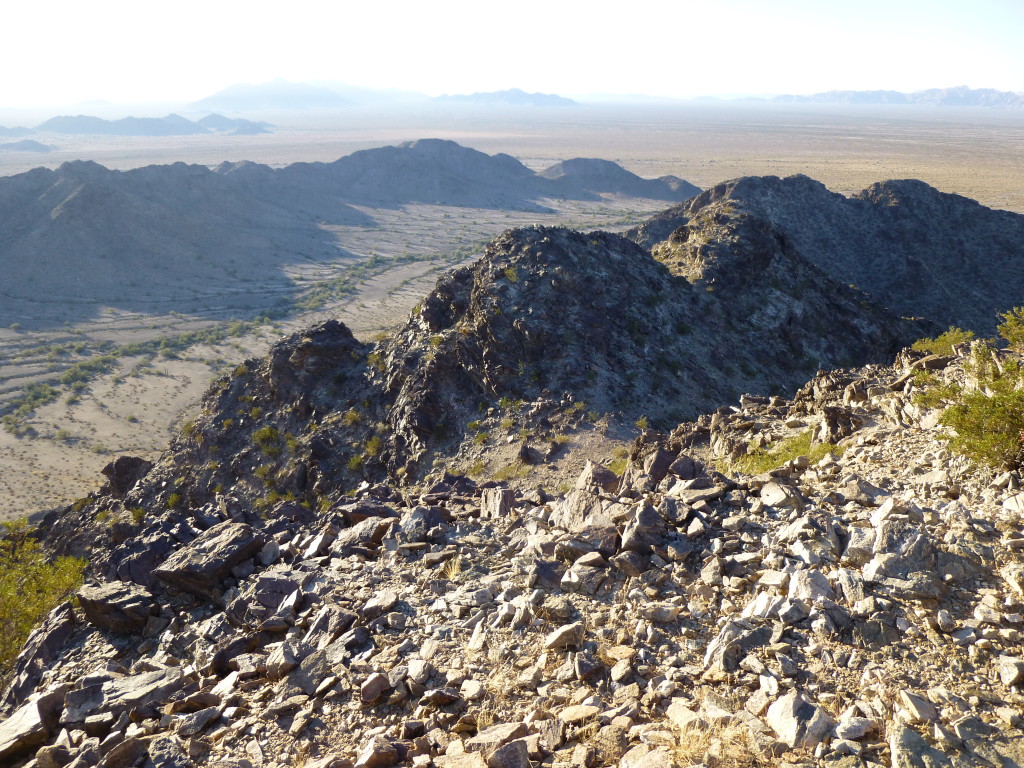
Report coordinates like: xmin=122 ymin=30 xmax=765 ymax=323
xmin=37 ymin=218 xmax=919 ymax=538
xmin=0 ymin=140 xmax=699 ymax=324
xmin=4 ymin=344 xmax=1024 ymax=768
xmin=631 ymin=174 xmax=1024 ymax=335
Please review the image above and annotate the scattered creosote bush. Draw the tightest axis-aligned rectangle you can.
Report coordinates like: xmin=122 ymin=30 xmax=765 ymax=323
xmin=0 ymin=518 xmax=85 ymax=674
xmin=917 ymin=344 xmax=1024 ymax=468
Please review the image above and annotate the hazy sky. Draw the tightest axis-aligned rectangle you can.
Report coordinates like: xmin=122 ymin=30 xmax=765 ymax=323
xmin=3 ymin=0 xmax=1022 ymax=107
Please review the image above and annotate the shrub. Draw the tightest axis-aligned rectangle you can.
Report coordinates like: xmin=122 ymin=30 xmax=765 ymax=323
xmin=254 ymin=426 xmax=281 ymax=457
xmin=940 ymin=347 xmax=1024 ymax=468
xmin=998 ymin=307 xmax=1024 ymax=353
xmin=911 ymin=327 xmax=975 ymax=356
xmin=0 ymin=519 xmax=85 ymax=673
xmin=732 ymin=429 xmax=840 ymax=474
xmin=913 ymin=343 xmax=1024 ymax=468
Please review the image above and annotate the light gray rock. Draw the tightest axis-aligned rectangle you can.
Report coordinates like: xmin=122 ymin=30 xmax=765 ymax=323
xmin=761 ymin=482 xmax=803 ymax=509
xmin=361 ymin=672 xmax=391 ymax=703
xmin=788 ymin=570 xmax=834 ymax=602
xmin=485 ymin=739 xmax=530 ymax=768
xmin=765 ymin=691 xmax=835 ymax=748
xmin=704 ymin=619 xmax=772 ymax=673
xmin=0 ymin=695 xmax=53 ymax=761
xmin=889 ymin=724 xmax=952 ymax=768
xmin=996 ymin=656 xmax=1024 ymax=686
xmin=544 ymin=622 xmax=584 ymax=650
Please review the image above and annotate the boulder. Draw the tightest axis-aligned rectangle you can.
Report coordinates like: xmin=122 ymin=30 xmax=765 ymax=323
xmin=0 ymin=602 xmax=75 ymax=711
xmin=62 ymin=668 xmax=184 ymax=726
xmin=77 ymin=582 xmax=157 ymax=634
xmin=153 ymin=521 xmax=265 ymax=602
xmin=0 ymin=690 xmax=64 ymax=762
xmin=766 ymin=691 xmax=835 ymax=748
xmin=100 ymin=456 xmax=154 ymax=497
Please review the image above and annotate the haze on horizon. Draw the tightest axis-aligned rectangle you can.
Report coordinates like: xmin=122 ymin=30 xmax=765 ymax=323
xmin=3 ymin=0 xmax=1022 ymax=110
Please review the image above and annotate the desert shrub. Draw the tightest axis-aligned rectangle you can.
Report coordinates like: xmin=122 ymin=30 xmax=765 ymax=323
xmin=913 ymin=343 xmax=1024 ymax=468
xmin=998 ymin=307 xmax=1024 ymax=352
xmin=939 ymin=346 xmax=1024 ymax=468
xmin=253 ymin=426 xmax=280 ymax=456
xmin=733 ymin=429 xmax=839 ymax=474
xmin=0 ymin=519 xmax=85 ymax=673
xmin=911 ymin=327 xmax=975 ymax=356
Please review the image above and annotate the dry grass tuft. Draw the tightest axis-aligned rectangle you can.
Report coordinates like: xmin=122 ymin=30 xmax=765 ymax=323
xmin=673 ymin=719 xmax=774 ymax=768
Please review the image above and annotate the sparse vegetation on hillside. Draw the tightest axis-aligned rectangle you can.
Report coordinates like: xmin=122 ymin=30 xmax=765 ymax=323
xmin=1 ymin=319 xmax=267 ymax=434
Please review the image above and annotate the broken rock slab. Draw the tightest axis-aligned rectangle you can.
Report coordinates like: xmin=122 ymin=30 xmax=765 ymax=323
xmin=77 ymin=581 xmax=158 ymax=634
xmin=153 ymin=521 xmax=265 ymax=602
xmin=0 ymin=690 xmax=64 ymax=762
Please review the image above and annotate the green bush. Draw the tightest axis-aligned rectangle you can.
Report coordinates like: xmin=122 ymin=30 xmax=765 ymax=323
xmin=911 ymin=327 xmax=975 ymax=356
xmin=934 ymin=346 xmax=1024 ymax=468
xmin=732 ymin=429 xmax=840 ymax=474
xmin=0 ymin=519 xmax=85 ymax=673
xmin=998 ymin=307 xmax=1024 ymax=353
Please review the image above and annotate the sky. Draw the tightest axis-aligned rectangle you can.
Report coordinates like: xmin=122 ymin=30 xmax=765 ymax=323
xmin=2 ymin=0 xmax=1022 ymax=108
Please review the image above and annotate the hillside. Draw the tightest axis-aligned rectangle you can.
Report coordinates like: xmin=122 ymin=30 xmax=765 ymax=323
xmin=35 ymin=114 xmax=211 ymax=137
xmin=7 ymin=322 xmax=1024 ymax=768
xmin=539 ymin=159 xmax=700 ymax=201
xmin=6 ymin=177 xmax=1024 ymax=767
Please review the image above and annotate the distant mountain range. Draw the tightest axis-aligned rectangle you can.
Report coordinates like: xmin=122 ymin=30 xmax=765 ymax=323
xmin=186 ymin=81 xmax=353 ymax=112
xmin=0 ymin=139 xmax=699 ymax=326
xmin=0 ymin=114 xmax=272 ymax=138
xmin=764 ymin=85 xmax=1024 ymax=108
xmin=435 ymin=88 xmax=576 ymax=107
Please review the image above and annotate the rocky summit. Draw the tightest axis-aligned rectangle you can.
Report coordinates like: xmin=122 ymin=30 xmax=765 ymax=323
xmin=632 ymin=174 xmax=1024 ymax=335
xmin=5 ymin=175 xmax=1024 ymax=768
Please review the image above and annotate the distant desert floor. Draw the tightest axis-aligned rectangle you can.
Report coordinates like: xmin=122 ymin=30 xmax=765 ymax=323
xmin=0 ymin=198 xmax=663 ymax=521
xmin=2 ymin=103 xmax=1021 ymax=212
